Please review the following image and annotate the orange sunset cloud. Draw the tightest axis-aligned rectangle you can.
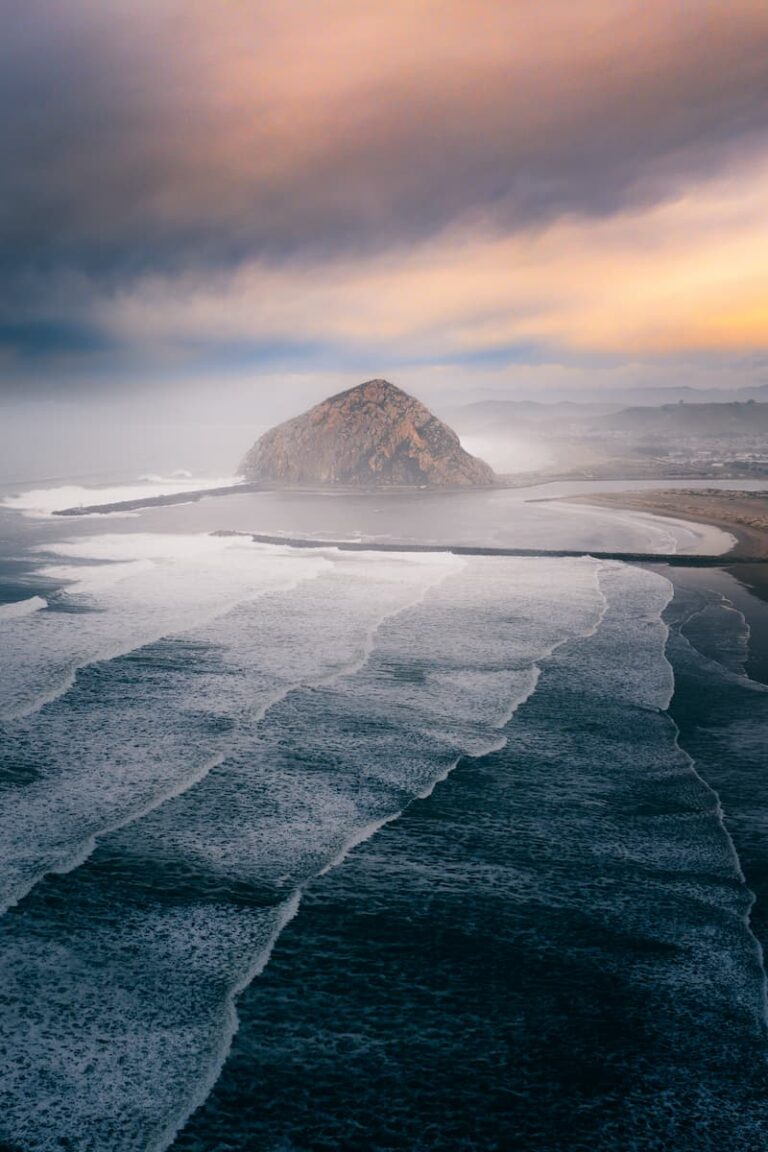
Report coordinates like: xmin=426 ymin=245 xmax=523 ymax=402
xmin=0 ymin=0 xmax=767 ymax=389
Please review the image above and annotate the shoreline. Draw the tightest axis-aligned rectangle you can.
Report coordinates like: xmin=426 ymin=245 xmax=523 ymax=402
xmin=217 ymin=482 xmax=768 ymax=684
xmin=41 ymin=476 xmax=768 ymax=678
xmin=554 ymin=490 xmax=768 ymax=561
xmin=558 ymin=488 xmax=768 ymax=683
xmin=558 ymin=489 xmax=768 ymax=604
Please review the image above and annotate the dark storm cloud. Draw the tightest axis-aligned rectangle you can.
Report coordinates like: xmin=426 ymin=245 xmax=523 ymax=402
xmin=1 ymin=2 xmax=767 ymax=281
xmin=1 ymin=1 xmax=768 ymax=381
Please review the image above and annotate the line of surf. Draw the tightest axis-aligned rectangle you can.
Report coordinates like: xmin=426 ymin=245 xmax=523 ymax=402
xmin=156 ymin=558 xmax=612 ymax=1152
xmin=147 ymin=563 xmax=483 ymax=1152
xmin=0 ymin=555 xmax=464 ymax=922
xmin=0 ymin=554 xmax=631 ymax=1152
xmin=660 ymin=592 xmax=768 ymax=1034
xmin=0 ymin=563 xmax=336 ymax=912
xmin=3 ymin=476 xmax=242 ymax=519
xmin=0 ymin=595 xmax=47 ymax=622
xmin=0 ymin=542 xmax=328 ymax=723
xmin=48 ymin=481 xmax=262 ymax=517
xmin=159 ymin=559 xmax=767 ymax=1152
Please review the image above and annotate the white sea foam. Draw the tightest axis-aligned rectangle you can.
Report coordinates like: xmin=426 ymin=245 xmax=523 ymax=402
xmin=0 ymin=534 xmax=329 ymax=720
xmin=661 ymin=582 xmax=768 ymax=1027
xmin=0 ymin=545 xmax=462 ymax=917
xmin=678 ymin=597 xmax=753 ymax=677
xmin=0 ymin=475 xmax=239 ymax=518
xmin=0 ymin=534 xmax=332 ymax=911
xmin=575 ymin=564 xmax=765 ymax=1029
xmin=593 ymin=561 xmax=676 ymax=711
xmin=8 ymin=552 xmax=755 ymax=1152
xmin=0 ymin=595 xmax=47 ymax=621
xmin=0 ymin=552 xmax=612 ymax=1152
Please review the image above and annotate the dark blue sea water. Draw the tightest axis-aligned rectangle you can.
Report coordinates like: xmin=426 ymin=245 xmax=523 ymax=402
xmin=172 ymin=567 xmax=768 ymax=1152
xmin=0 ymin=478 xmax=767 ymax=1151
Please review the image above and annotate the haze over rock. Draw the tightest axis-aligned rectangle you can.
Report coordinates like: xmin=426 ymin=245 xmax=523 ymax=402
xmin=239 ymin=379 xmax=496 ymax=487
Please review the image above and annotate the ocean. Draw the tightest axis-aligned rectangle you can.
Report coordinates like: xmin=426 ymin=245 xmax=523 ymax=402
xmin=0 ymin=475 xmax=767 ymax=1151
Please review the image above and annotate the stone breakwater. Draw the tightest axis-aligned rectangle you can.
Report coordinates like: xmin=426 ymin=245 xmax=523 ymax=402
xmin=211 ymin=530 xmax=756 ymax=567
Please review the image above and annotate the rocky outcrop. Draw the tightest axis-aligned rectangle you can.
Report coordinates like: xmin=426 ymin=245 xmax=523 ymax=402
xmin=239 ymin=379 xmax=495 ymax=487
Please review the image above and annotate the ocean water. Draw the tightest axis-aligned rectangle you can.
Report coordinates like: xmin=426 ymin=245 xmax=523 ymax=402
xmin=0 ymin=476 xmax=766 ymax=1151
xmin=169 ymin=563 xmax=768 ymax=1152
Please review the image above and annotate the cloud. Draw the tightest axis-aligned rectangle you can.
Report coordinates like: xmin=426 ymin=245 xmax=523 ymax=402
xmin=1 ymin=1 xmax=767 ymax=384
xmin=3 ymin=1 xmax=768 ymax=273
xmin=76 ymin=153 xmax=768 ymax=364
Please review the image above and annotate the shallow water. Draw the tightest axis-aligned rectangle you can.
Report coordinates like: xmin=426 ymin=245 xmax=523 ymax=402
xmin=3 ymin=470 xmax=757 ymax=556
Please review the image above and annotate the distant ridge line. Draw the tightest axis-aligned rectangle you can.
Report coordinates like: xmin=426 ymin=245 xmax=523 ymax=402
xmin=213 ymin=531 xmax=757 ymax=567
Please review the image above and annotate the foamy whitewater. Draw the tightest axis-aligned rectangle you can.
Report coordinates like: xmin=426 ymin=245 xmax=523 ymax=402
xmin=0 ymin=474 xmax=239 ymax=519
xmin=0 ymin=480 xmax=767 ymax=1151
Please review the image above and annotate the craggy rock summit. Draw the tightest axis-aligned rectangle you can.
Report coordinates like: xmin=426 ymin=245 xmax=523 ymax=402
xmin=239 ymin=379 xmax=496 ymax=487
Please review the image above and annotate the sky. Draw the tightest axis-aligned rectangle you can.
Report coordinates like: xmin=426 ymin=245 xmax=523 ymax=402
xmin=1 ymin=0 xmax=768 ymax=433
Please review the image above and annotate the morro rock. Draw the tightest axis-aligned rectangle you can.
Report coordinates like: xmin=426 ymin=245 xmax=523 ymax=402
xmin=239 ymin=379 xmax=496 ymax=488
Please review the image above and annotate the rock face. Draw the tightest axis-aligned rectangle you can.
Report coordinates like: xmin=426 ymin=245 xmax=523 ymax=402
xmin=239 ymin=379 xmax=496 ymax=488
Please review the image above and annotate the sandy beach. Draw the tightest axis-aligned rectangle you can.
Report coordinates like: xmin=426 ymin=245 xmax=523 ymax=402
xmin=563 ymin=489 xmax=768 ymax=557
xmin=559 ymin=488 xmax=768 ymax=684
xmin=564 ymin=489 xmax=768 ymax=600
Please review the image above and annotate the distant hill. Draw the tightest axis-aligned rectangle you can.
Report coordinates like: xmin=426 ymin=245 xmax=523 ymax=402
xmin=448 ymin=400 xmax=620 ymax=435
xmin=604 ymin=401 xmax=768 ymax=436
xmin=601 ymin=384 xmax=768 ymax=407
xmin=240 ymin=379 xmax=496 ymax=487
xmin=449 ymin=384 xmax=768 ymax=410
